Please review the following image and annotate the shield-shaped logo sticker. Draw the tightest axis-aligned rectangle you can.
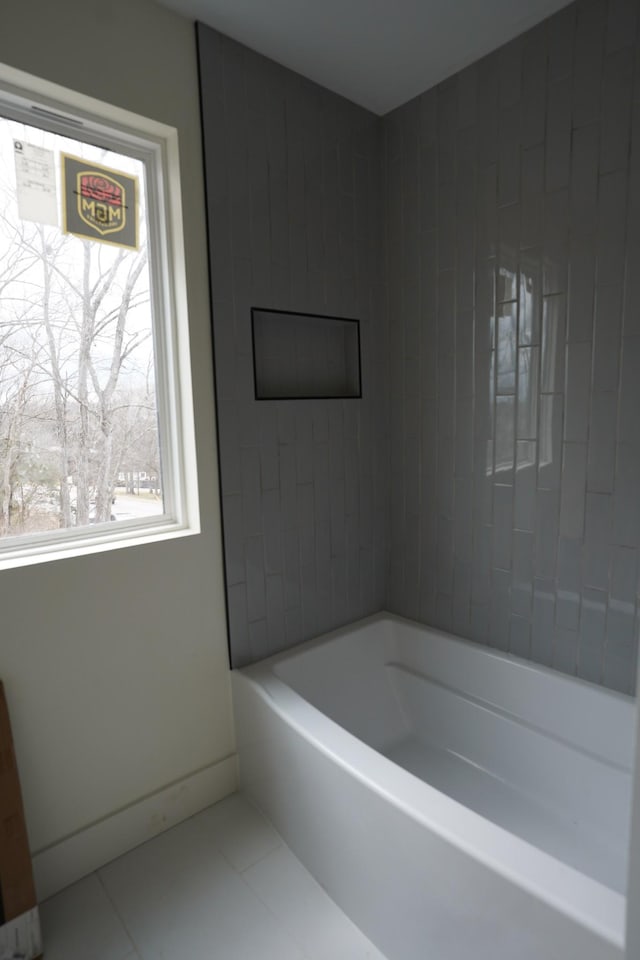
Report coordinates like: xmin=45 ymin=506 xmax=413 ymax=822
xmin=77 ymin=171 xmax=126 ymax=237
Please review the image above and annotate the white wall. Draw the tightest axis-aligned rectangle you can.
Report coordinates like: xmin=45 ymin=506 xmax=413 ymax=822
xmin=0 ymin=0 xmax=235 ymax=896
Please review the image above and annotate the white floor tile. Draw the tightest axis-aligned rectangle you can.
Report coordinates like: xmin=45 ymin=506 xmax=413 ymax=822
xmin=198 ymin=791 xmax=282 ymax=871
xmin=99 ymin=807 xmax=304 ymax=960
xmin=40 ymin=873 xmax=137 ymax=960
xmin=243 ymin=844 xmax=387 ymax=960
xmin=40 ymin=794 xmax=390 ymax=960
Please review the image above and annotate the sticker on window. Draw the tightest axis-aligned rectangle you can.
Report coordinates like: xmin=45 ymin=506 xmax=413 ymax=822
xmin=13 ymin=140 xmax=58 ymax=226
xmin=62 ymin=153 xmax=139 ymax=249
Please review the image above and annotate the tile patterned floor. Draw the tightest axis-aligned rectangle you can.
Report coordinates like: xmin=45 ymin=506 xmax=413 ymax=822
xmin=39 ymin=792 xmax=387 ymax=960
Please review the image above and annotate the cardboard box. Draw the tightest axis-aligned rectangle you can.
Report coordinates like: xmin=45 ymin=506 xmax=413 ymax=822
xmin=0 ymin=682 xmax=42 ymax=960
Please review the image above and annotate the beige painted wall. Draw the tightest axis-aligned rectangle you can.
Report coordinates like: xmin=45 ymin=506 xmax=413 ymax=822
xmin=0 ymin=0 xmax=234 ymax=855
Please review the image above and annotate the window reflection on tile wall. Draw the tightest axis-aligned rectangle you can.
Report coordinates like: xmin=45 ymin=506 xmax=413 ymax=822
xmin=386 ymin=0 xmax=640 ymax=693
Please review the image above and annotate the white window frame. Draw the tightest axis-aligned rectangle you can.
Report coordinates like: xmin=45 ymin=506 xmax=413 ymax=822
xmin=0 ymin=62 xmax=200 ymax=569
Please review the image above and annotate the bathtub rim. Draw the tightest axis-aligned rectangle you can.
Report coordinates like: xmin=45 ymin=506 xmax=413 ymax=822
xmin=235 ymin=611 xmax=630 ymax=950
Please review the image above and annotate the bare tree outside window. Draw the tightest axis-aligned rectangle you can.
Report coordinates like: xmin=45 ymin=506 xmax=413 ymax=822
xmin=0 ymin=115 xmax=163 ymax=540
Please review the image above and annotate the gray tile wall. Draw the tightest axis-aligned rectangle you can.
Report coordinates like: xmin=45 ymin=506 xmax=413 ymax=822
xmin=198 ymin=26 xmax=389 ymax=666
xmin=200 ymin=1 xmax=640 ymax=692
xmin=385 ymin=0 xmax=640 ymax=694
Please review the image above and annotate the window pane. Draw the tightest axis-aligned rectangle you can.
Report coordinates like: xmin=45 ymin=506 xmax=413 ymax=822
xmin=0 ymin=115 xmax=163 ymax=540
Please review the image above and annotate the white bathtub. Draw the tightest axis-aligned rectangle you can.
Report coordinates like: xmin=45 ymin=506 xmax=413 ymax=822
xmin=232 ymin=613 xmax=634 ymax=960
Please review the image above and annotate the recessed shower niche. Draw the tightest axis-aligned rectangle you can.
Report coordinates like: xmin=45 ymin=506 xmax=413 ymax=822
xmin=251 ymin=307 xmax=362 ymax=400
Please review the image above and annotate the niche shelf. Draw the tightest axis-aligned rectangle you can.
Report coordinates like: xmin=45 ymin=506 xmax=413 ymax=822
xmin=251 ymin=307 xmax=362 ymax=400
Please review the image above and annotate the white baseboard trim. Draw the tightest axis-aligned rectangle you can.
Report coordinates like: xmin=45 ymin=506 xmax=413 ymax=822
xmin=32 ymin=754 xmax=237 ymax=902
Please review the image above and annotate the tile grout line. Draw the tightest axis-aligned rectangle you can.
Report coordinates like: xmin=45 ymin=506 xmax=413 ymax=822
xmin=94 ymin=868 xmax=144 ymax=960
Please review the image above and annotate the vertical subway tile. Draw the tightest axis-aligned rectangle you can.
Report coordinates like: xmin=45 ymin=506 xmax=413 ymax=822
xmin=534 ymin=488 xmax=560 ymax=580
xmin=514 ymin=441 xmax=537 ymax=531
xmin=472 ymin=523 xmax=492 ymax=604
xmin=547 ymin=5 xmax=576 ymax=82
xmin=603 ymin=562 xmax=637 ymax=690
xmin=458 ymin=64 xmax=478 ymax=129
xmin=282 ymin=528 xmax=301 ymax=610
xmin=553 ymin=626 xmax=579 ymax=675
xmin=490 ymin=568 xmax=511 ymax=650
xmin=567 ymin=240 xmax=596 ymax=342
xmin=564 ymin=340 xmax=592 ymax=442
xmin=559 ymin=442 xmax=587 ymax=539
xmin=572 ymin=0 xmax=606 ymax=128
xmin=262 ymin=488 xmax=283 ymax=574
xmin=587 ymin=392 xmax=618 ymax=493
xmin=545 ymin=77 xmax=572 ymax=192
xmin=454 ymin=477 xmax=473 ymax=562
xmin=517 ymin=345 xmax=539 ymax=439
xmin=512 ymin=529 xmax=534 ymax=617
xmin=499 ymin=37 xmax=523 ymax=107
xmin=606 ymin=547 xmax=639 ymax=686
xmin=455 ymin=396 xmax=474 ymax=479
xmin=509 ymin=615 xmax=531 ymax=659
xmin=495 ymin=395 xmax=516 ymax=481
xmin=518 ymin=249 xmax=542 ymax=345
xmin=496 ymin=305 xmax=518 ymax=394
xmin=498 ymin=103 xmax=521 ymax=206
xmin=610 ymin=543 xmax=638 ymax=607
xmin=493 ymin=484 xmax=514 ymax=570
xmin=477 ymin=58 xmax=499 ymax=165
xmin=593 ymin=284 xmax=623 ymax=391
xmin=540 ymin=294 xmax=566 ymax=393
xmin=332 ymin=554 xmax=349 ymax=625
xmin=223 ymin=493 xmax=246 ymax=585
xmin=279 ymin=444 xmax=297 ymax=525
xmin=453 ymin=560 xmax=472 ymax=636
xmin=531 ymin=578 xmax=556 ymax=666
xmin=497 ymin=204 xmax=520 ymax=301
xmin=570 ymin=121 xmax=599 ymax=231
xmin=434 ymin=592 xmax=453 ymax=632
xmin=537 ymin=394 xmax=564 ymax=490
xmin=606 ymin=0 xmax=638 ymax=53
xmin=612 ymin=443 xmax=640 ymax=546
xmin=420 ymin=143 xmax=438 ymax=232
xmin=578 ymin=587 xmax=607 ymax=683
xmin=248 ymin=619 xmax=269 ymax=662
xmin=556 ymin=536 xmax=582 ymax=630
xmin=245 ymin=535 xmax=267 ymax=622
xmin=241 ymin=446 xmax=263 ymax=537
xmin=265 ymin=573 xmax=285 ymax=653
xmin=584 ymin=492 xmax=613 ymax=589
xmin=284 ymin=607 xmax=303 ymax=648
xmin=438 ymin=180 xmax=456 ymax=271
xmin=602 ymin=651 xmax=635 ymax=694
xmin=521 ymin=146 xmax=544 ymax=249
xmin=227 ymin=583 xmax=250 ymax=667
xmin=471 ymin=602 xmax=491 ymax=644
xmin=600 ymin=48 xmax=634 ymax=173
xmin=618 ymin=336 xmax=640 ymax=443
xmin=476 ymin=164 xmax=498 ymax=258
xmin=260 ymin=443 xmax=280 ymax=491
xmin=597 ymin=171 xmax=628 ymax=286
xmin=522 ymin=24 xmax=547 ymax=146
xmin=543 ymin=188 xmax=569 ymax=295
xmin=300 ymin=561 xmax=318 ymax=636
xmin=436 ymin=514 xmax=454 ymax=596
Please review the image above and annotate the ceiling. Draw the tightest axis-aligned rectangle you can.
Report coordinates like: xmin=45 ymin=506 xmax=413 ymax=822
xmin=159 ymin=0 xmax=573 ymax=114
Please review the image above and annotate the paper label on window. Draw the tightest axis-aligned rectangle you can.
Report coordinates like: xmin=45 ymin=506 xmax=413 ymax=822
xmin=13 ymin=140 xmax=58 ymax=226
